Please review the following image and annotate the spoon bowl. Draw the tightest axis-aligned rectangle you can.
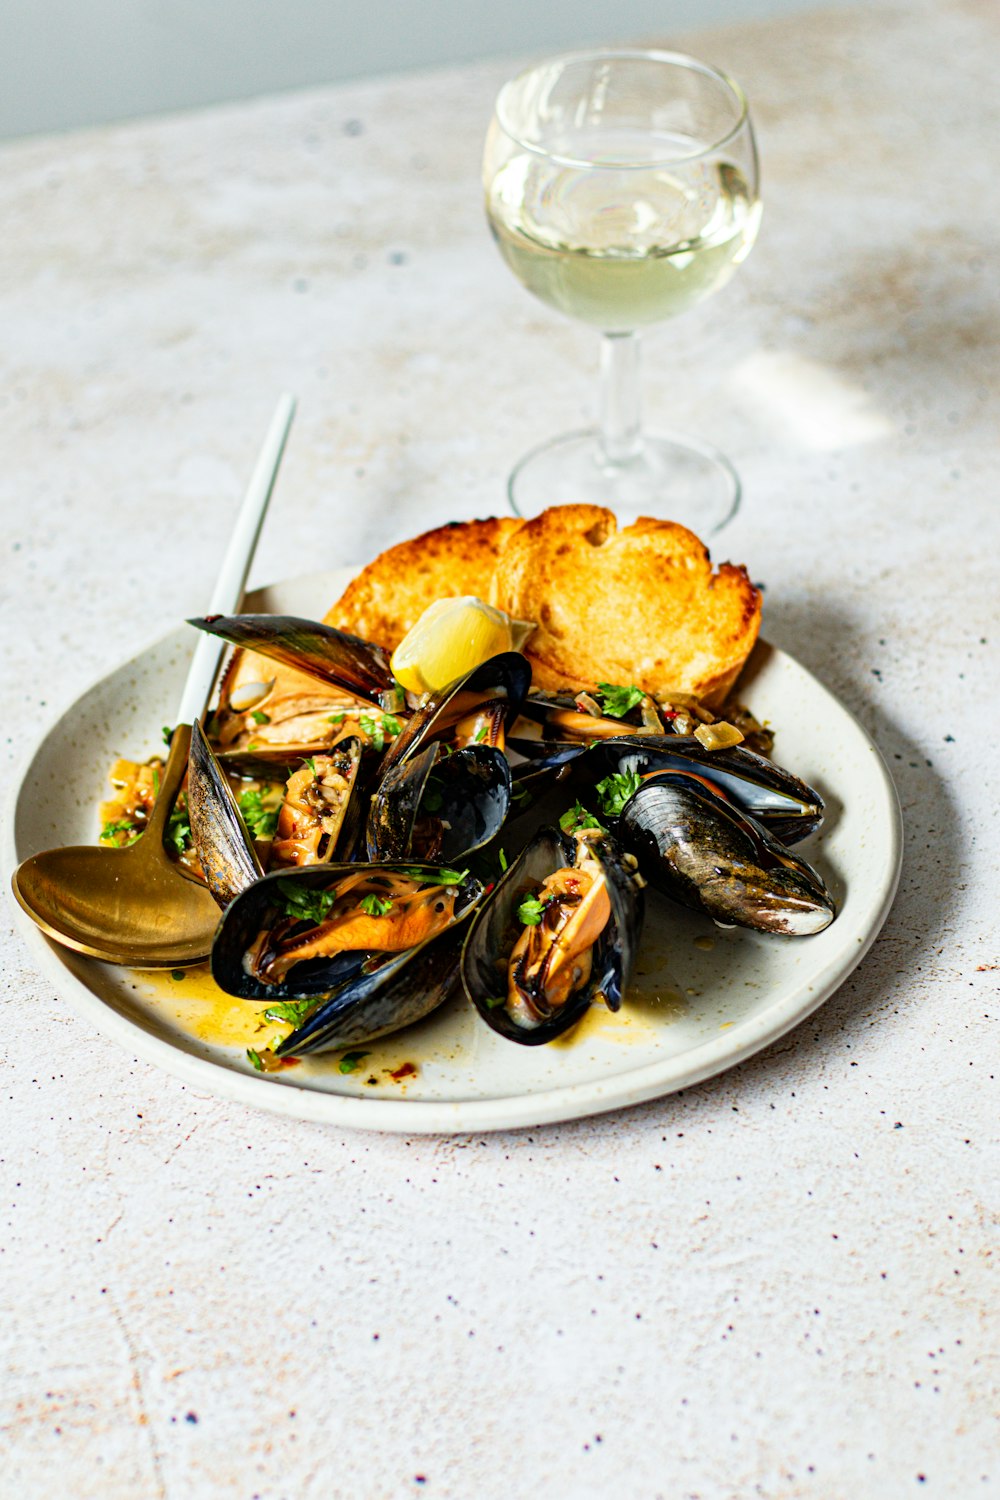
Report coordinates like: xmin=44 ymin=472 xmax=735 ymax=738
xmin=11 ymin=724 xmax=221 ymax=967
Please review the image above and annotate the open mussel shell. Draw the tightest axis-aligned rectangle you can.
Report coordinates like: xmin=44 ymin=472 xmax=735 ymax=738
xmin=188 ymin=614 xmax=396 ymax=708
xmin=461 ymin=827 xmax=644 ymax=1046
xmin=516 ymin=692 xmax=660 ymax=741
xmin=271 ymin=736 xmax=367 ymax=867
xmin=276 ymin=925 xmax=469 ymax=1056
xmin=584 ymin=735 xmax=825 ymax=844
xmin=366 ymin=743 xmax=512 ymax=864
xmin=187 ymin=720 xmax=263 ymax=908
xmin=379 ymin=651 xmax=532 ymax=775
xmin=619 ymin=774 xmax=835 ymax=936
xmin=211 ymin=862 xmax=483 ymax=1003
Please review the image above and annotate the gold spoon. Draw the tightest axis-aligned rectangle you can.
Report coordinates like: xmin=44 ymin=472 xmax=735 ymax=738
xmin=11 ymin=394 xmax=296 ymax=968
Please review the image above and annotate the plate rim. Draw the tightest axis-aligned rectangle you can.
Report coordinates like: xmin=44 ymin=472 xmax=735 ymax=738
xmin=5 ymin=577 xmax=903 ymax=1134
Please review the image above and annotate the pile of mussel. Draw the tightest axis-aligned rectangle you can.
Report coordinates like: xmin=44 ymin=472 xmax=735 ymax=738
xmin=182 ymin=612 xmax=837 ymax=1061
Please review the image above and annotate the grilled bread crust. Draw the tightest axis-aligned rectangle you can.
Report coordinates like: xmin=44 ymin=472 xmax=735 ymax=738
xmin=324 ymin=517 xmax=523 ymax=648
xmin=488 ymin=506 xmax=761 ymax=707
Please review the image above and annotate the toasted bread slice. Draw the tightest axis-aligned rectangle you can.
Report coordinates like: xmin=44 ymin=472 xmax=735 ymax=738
xmin=325 ymin=517 xmax=523 ymax=648
xmin=489 ymin=505 xmax=761 ymax=707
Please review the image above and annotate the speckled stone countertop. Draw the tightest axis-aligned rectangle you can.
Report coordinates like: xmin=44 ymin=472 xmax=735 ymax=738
xmin=2 ymin=1 xmax=997 ymax=1495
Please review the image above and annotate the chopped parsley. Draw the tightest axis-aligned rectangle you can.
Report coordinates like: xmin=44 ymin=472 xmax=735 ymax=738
xmin=101 ymin=818 xmax=141 ymax=845
xmin=517 ymin=893 xmax=547 ymax=926
xmin=275 ymin=878 xmax=336 ymax=924
xmin=246 ymin=1047 xmax=265 ymax=1072
xmin=250 ymin=709 xmax=271 ymax=725
xmin=474 ymin=724 xmax=489 ymax=743
xmin=263 ymin=999 xmax=315 ymax=1026
xmin=595 ymin=769 xmax=642 ymax=817
xmin=597 ymin=682 xmax=645 ymax=719
xmin=484 ymin=995 xmax=507 ymax=1009
xmin=326 ymin=711 xmax=346 ymax=726
xmin=161 ymin=725 xmax=173 ymax=745
xmin=399 ymin=866 xmax=467 ymax=887
xmin=303 ymin=757 xmax=318 ymax=774
xmin=338 ymin=1050 xmax=370 ymax=1074
xmin=498 ymin=848 xmax=508 ymax=872
xmin=359 ymin=712 xmax=403 ymax=752
xmin=238 ymin=787 xmax=280 ymax=841
xmin=359 ymin=893 xmax=393 ymax=917
xmin=559 ymin=801 xmax=607 ymax=835
xmin=511 ymin=781 xmax=532 ymax=805
xmin=165 ymin=796 xmax=193 ymax=855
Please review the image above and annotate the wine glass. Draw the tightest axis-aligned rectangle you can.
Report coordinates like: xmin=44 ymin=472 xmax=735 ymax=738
xmin=483 ymin=49 xmax=761 ymax=532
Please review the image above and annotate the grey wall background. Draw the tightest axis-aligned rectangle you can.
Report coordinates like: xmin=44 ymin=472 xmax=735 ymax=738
xmin=3 ymin=0 xmax=837 ymax=140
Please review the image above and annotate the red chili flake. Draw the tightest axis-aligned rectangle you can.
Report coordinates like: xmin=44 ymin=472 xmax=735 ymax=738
xmin=390 ymin=1061 xmax=418 ymax=1081
xmin=661 ymin=709 xmax=678 ymax=720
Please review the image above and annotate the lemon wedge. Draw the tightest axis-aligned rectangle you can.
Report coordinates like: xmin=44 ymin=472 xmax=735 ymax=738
xmin=391 ymin=597 xmax=535 ymax=696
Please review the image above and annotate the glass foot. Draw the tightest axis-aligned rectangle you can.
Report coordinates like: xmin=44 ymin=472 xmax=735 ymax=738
xmin=507 ymin=428 xmax=741 ymax=535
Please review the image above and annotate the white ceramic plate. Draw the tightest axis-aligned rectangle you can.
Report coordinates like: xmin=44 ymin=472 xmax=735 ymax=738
xmin=7 ymin=569 xmax=901 ymax=1133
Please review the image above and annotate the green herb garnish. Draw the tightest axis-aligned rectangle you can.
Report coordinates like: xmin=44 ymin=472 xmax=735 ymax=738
xmin=246 ymin=1047 xmax=265 ymax=1072
xmin=250 ymin=709 xmax=271 ymax=725
xmin=263 ymin=999 xmax=315 ymax=1026
xmin=597 ymin=682 xmax=645 ymax=719
xmin=474 ymin=724 xmax=489 ymax=743
xmin=595 ymin=769 xmax=641 ymax=817
xmin=238 ymin=788 xmax=279 ymax=841
xmin=276 ymin=878 xmax=336 ymax=924
xmin=498 ymin=848 xmax=508 ymax=872
xmin=559 ymin=801 xmax=606 ymax=835
xmin=517 ymin=894 xmax=547 ymax=926
xmin=359 ymin=712 xmax=402 ymax=752
xmin=165 ymin=796 xmax=192 ymax=855
xmin=400 ymin=866 xmax=467 ymax=887
xmin=338 ymin=1050 xmax=370 ymax=1074
xmin=100 ymin=818 xmax=141 ymax=845
xmin=161 ymin=725 xmax=173 ymax=745
xmin=359 ymin=893 xmax=393 ymax=917
xmin=326 ymin=712 xmax=346 ymax=726
xmin=484 ymin=996 xmax=506 ymax=1009
xmin=303 ymin=757 xmax=318 ymax=774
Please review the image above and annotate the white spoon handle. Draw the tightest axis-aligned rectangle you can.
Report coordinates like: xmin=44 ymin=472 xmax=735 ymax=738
xmin=175 ymin=393 xmax=296 ymax=726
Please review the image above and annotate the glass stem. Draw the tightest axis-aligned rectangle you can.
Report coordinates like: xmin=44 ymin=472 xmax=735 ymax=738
xmin=598 ymin=331 xmax=643 ymax=466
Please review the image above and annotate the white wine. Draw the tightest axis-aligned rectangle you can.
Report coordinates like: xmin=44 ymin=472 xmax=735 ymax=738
xmin=485 ymin=144 xmax=761 ymax=333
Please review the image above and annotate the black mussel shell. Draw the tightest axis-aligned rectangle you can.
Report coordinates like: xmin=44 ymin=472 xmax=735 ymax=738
xmin=583 ymin=735 xmax=825 ymax=844
xmin=505 ymin=740 xmax=586 ymax=816
xmin=366 ymin=743 xmax=511 ymax=864
xmin=211 ymin=862 xmax=483 ymax=1003
xmin=379 ymin=652 xmax=532 ymax=775
xmin=619 ymin=774 xmax=836 ymax=936
xmin=276 ymin=925 xmax=468 ymax=1056
xmin=188 ymin=614 xmax=396 ymax=708
xmin=461 ymin=826 xmax=644 ymax=1046
xmin=187 ymin=720 xmax=263 ymax=908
